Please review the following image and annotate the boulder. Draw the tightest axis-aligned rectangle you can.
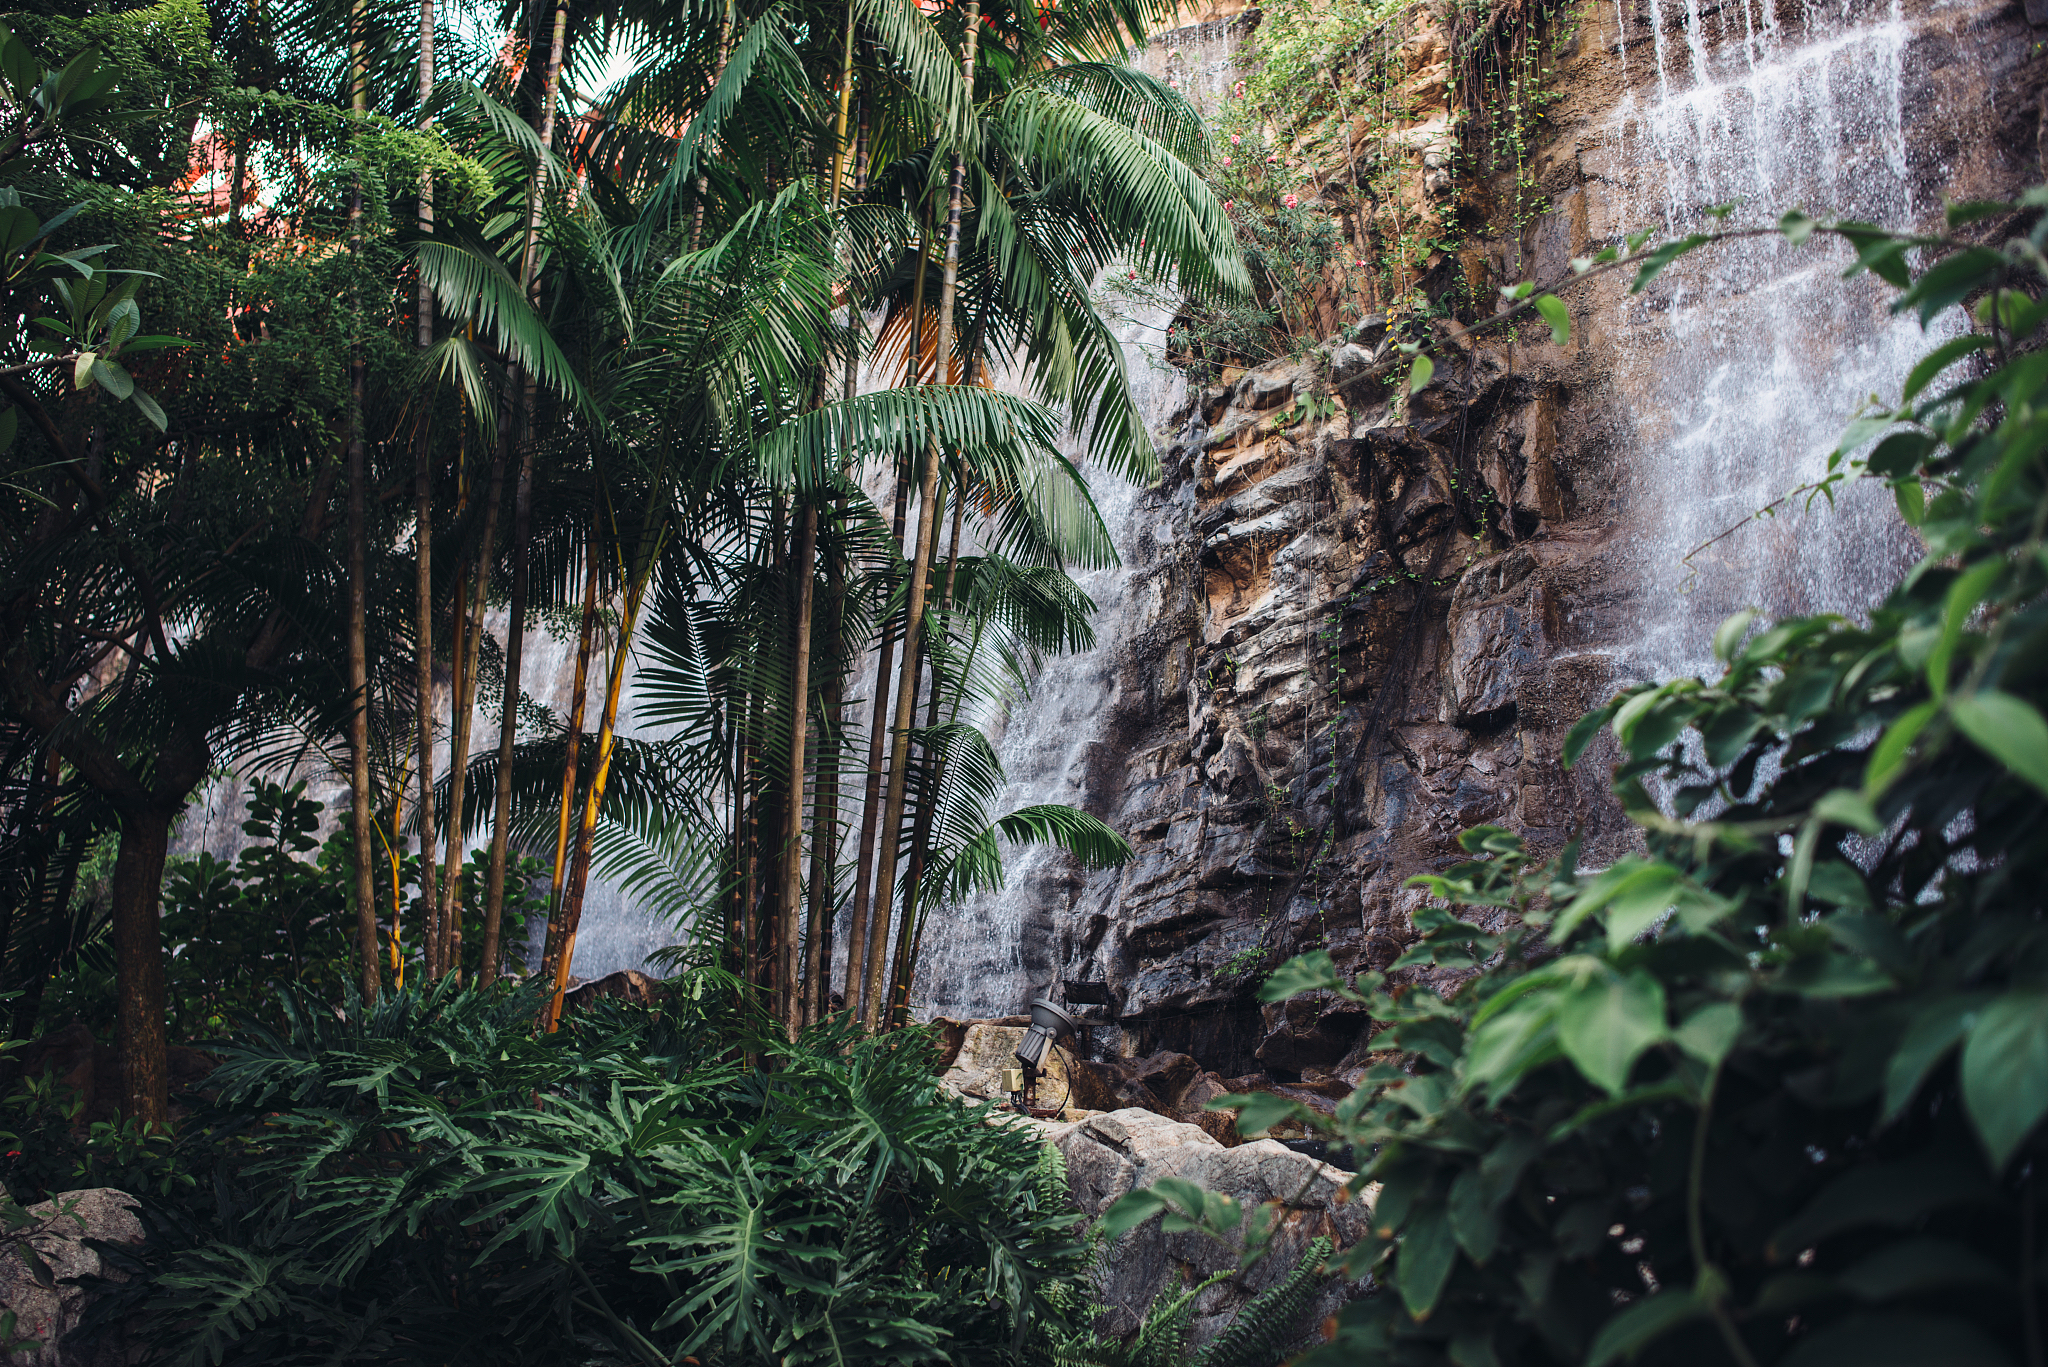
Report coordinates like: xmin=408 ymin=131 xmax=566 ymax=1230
xmin=938 ymin=1021 xmax=1071 ymax=1104
xmin=0 ymin=1188 xmax=143 ymax=1366
xmin=1047 ymin=1109 xmax=1372 ymax=1353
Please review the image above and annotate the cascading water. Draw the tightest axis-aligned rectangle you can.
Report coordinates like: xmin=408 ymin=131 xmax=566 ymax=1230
xmin=911 ymin=301 xmax=1186 ymax=1021
xmin=1605 ymin=0 xmax=1959 ymax=680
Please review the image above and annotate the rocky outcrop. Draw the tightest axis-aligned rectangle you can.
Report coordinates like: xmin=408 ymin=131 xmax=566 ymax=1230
xmin=1027 ymin=1107 xmax=1371 ymax=1349
xmin=0 ymin=1189 xmax=143 ymax=1366
xmin=933 ymin=0 xmax=2048 ymax=1084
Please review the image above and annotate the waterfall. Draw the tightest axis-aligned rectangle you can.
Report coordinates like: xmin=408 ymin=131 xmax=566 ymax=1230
xmin=911 ymin=301 xmax=1186 ymax=1021
xmin=1605 ymin=0 xmax=1955 ymax=679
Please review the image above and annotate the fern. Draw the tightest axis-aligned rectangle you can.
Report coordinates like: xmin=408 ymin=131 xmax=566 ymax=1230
xmin=1190 ymin=1236 xmax=1333 ymax=1367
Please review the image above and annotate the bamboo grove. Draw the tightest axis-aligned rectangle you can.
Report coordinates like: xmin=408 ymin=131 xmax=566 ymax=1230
xmin=0 ymin=0 xmax=1247 ymax=1123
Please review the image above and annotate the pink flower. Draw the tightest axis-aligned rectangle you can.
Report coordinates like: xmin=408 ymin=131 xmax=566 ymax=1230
xmin=1223 ymin=199 xmax=1233 ymax=210
xmin=1283 ymin=193 xmax=1299 ymax=208
xmin=1220 ymin=155 xmax=1231 ymax=167
xmin=1230 ymin=133 xmax=1242 ymax=144
xmin=1266 ymin=154 xmax=1278 ymax=164
xmin=1355 ymin=259 xmax=1367 ymax=266
xmin=1232 ymin=80 xmax=1246 ymax=97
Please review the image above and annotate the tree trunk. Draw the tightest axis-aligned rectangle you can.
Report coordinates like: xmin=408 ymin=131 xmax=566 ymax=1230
xmin=110 ymin=805 xmax=171 ymax=1125
xmin=777 ymin=503 xmax=817 ymax=1034
xmin=888 ymin=485 xmax=964 ymax=1024
xmin=538 ymin=549 xmax=599 ymax=990
xmin=862 ymin=5 xmax=979 ymax=1029
xmin=482 ymin=0 xmax=569 ymax=984
xmin=345 ymin=8 xmax=380 ymax=1002
xmin=410 ymin=0 xmax=438 ymax=992
xmin=844 ymin=238 xmax=928 ymax=1024
xmin=546 ymin=569 xmax=650 ymax=1031
xmin=435 ymin=443 xmax=509 ymax=979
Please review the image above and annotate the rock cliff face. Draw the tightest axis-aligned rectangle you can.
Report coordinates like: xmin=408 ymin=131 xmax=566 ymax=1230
xmin=916 ymin=0 xmax=2048 ymax=1079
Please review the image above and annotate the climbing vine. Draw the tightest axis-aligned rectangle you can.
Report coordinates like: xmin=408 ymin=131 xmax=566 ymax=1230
xmin=1167 ymin=0 xmax=1588 ymax=373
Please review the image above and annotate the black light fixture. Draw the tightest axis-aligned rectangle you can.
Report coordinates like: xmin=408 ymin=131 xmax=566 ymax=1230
xmin=1007 ymin=994 xmax=1078 ymax=1114
xmin=1015 ymin=995 xmax=1077 ymax=1071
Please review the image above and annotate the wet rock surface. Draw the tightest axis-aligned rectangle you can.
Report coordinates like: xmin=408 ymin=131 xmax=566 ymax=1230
xmin=917 ymin=0 xmax=2048 ymax=1082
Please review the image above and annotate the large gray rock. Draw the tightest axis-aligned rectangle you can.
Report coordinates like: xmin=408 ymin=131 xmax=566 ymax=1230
xmin=1047 ymin=1109 xmax=1372 ymax=1349
xmin=0 ymin=1188 xmax=143 ymax=1366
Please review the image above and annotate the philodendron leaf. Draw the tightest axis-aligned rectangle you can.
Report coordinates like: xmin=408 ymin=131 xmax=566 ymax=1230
xmin=1533 ymin=293 xmax=1571 ymax=344
xmin=1555 ymin=969 xmax=1668 ymax=1095
xmin=1396 ymin=1202 xmax=1457 ymax=1321
xmin=1960 ymin=989 xmax=2048 ymax=1170
xmin=1408 ymin=354 xmax=1434 ymax=393
xmin=1949 ymin=689 xmax=2048 ymax=798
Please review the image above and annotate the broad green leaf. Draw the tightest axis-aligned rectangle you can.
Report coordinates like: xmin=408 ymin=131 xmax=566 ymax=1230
xmin=1712 ymin=609 xmax=1755 ymax=665
xmin=1447 ymin=1168 xmax=1499 ymax=1266
xmin=1215 ymin=1090 xmax=1308 ymax=1138
xmin=1555 ymin=970 xmax=1667 ymax=1095
xmin=1949 ymin=689 xmax=2048 ymax=798
xmin=1258 ymin=950 xmax=1343 ymax=1002
xmin=1812 ymin=789 xmax=1882 ymax=835
xmin=1099 ymin=1187 xmax=1171 ymax=1238
xmin=130 ymin=388 xmax=166 ymax=432
xmin=1865 ymin=699 xmax=1940 ymax=793
xmin=1584 ymin=1290 xmax=1706 ymax=1366
xmin=1672 ymin=1002 xmax=1741 ymax=1069
xmin=1779 ymin=951 xmax=1894 ymax=998
xmin=1927 ymin=557 xmax=2004 ymax=698
xmin=1396 ymin=1203 xmax=1456 ymax=1321
xmin=72 ymin=350 xmax=93 ymax=390
xmin=1881 ymin=993 xmax=1989 ymax=1124
xmin=1894 ymin=477 xmax=1925 ymax=526
xmin=1945 ymin=199 xmax=2012 ymax=227
xmin=1563 ymin=695 xmax=1626 ymax=768
xmin=1604 ymin=866 xmax=1692 ymax=948
xmin=1901 ymin=334 xmax=1992 ymax=403
xmin=89 ymin=358 xmax=132 ymax=400
xmin=1779 ymin=209 xmax=1816 ymax=244
xmin=1460 ymin=996 xmax=1563 ymax=1103
xmin=1549 ymin=859 xmax=1678 ymax=944
xmin=1534 ymin=294 xmax=1570 ymax=344
xmin=1960 ymin=990 xmax=2048 ymax=1170
xmin=1408 ymin=354 xmax=1434 ymax=393
xmin=1630 ymin=232 xmax=1716 ymax=291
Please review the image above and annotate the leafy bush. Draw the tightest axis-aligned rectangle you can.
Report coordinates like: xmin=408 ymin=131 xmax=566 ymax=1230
xmin=1145 ymin=197 xmax=2048 ymax=1364
xmin=106 ymin=981 xmax=1084 ymax=1366
xmin=35 ymin=779 xmax=545 ymax=1042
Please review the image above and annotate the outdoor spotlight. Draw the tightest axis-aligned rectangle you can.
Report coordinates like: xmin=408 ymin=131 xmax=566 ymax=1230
xmin=1014 ymin=995 xmax=1077 ymax=1072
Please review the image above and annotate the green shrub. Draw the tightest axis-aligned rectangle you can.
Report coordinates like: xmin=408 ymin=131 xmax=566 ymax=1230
xmin=1132 ymin=197 xmax=2048 ymax=1364
xmin=106 ymin=981 xmax=1084 ymax=1366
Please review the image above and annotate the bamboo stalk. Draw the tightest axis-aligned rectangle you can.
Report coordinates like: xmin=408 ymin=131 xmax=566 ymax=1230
xmin=861 ymin=1 xmax=980 ymax=1030
xmin=345 ymin=0 xmax=380 ymax=1001
xmin=539 ymin=550 xmax=600 ymax=988
xmin=547 ymin=562 xmax=655 ymax=1031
